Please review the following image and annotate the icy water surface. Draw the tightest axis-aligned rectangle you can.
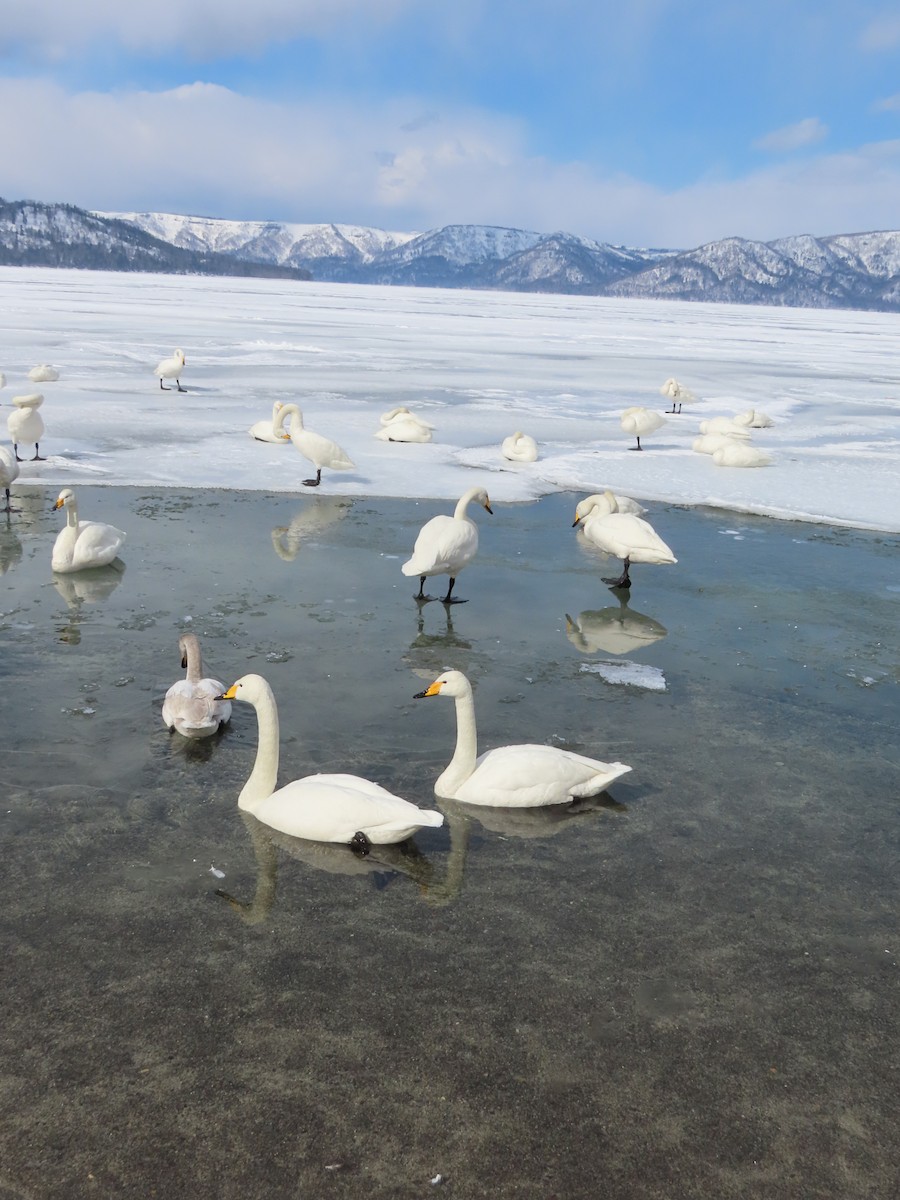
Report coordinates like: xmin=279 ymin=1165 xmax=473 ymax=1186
xmin=1 ymin=487 xmax=898 ymax=1199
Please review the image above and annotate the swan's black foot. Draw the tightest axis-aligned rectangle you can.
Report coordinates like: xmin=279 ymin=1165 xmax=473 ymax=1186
xmin=628 ymin=445 xmax=643 ymax=451
xmin=32 ymin=454 xmax=46 ymax=461
xmin=442 ymin=596 xmax=469 ymax=605
xmin=303 ymin=478 xmax=321 ymax=487
xmin=350 ymin=831 xmax=371 ymax=856
xmin=414 ymin=593 xmax=436 ymax=604
xmin=176 ymin=383 xmax=187 ymax=392
xmin=160 ymin=381 xmax=170 ymax=390
xmin=602 ymin=575 xmax=631 ymax=589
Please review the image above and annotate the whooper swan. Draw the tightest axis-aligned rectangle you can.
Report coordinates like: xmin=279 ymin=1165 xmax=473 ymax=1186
xmin=374 ymin=407 xmax=434 ymax=443
xmin=249 ymin=401 xmax=291 ymax=443
xmin=659 ymin=377 xmax=695 ymax=413
xmin=154 ymin=349 xmax=186 ymax=392
xmin=219 ymin=673 xmax=444 ymax=846
xmin=573 ymin=490 xmax=676 ymax=590
xmin=162 ymin=633 xmax=232 ymax=739
xmin=8 ymin=393 xmax=46 ymax=461
xmin=0 ymin=446 xmax=19 ymax=513
xmin=414 ymin=669 xmax=632 ymax=807
xmin=620 ymin=406 xmax=665 ymax=450
xmin=501 ymin=431 xmax=538 ymax=462
xmin=51 ymin=488 xmax=126 ymax=573
xmin=401 ymin=486 xmax=492 ymax=604
xmin=273 ymin=403 xmax=355 ymax=487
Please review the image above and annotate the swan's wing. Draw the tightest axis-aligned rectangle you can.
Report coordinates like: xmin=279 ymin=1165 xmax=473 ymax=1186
xmin=295 ymin=430 xmax=355 ymax=470
xmin=402 ymin=515 xmax=478 ymax=576
xmin=585 ymin=514 xmax=676 ymax=564
xmin=162 ymin=681 xmax=226 ymax=735
xmin=454 ymin=745 xmax=632 ymax=807
xmin=254 ymin=774 xmax=444 ymax=844
xmin=71 ymin=521 xmax=126 ymax=568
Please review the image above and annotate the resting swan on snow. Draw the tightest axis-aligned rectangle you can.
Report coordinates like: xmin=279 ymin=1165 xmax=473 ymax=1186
xmin=162 ymin=633 xmax=232 ymax=739
xmin=501 ymin=431 xmax=538 ymax=462
xmin=273 ymin=403 xmax=355 ymax=487
xmin=712 ymin=442 xmax=772 ymax=468
xmin=374 ymin=407 xmax=434 ymax=443
xmin=28 ymin=365 xmax=60 ymax=383
xmin=414 ymin=670 xmax=632 ymax=806
xmin=219 ymin=673 xmax=444 ymax=846
xmin=51 ymin=488 xmax=126 ymax=573
xmin=573 ymin=490 xmax=676 ymax=590
xmin=154 ymin=349 xmax=186 ymax=392
xmin=402 ymin=486 xmax=493 ymax=604
xmin=249 ymin=401 xmax=291 ymax=443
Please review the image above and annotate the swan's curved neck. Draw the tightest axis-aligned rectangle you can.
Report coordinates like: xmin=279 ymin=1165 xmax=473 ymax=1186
xmin=64 ymin=502 xmax=79 ymax=529
xmin=239 ymin=689 xmax=280 ymax=812
xmin=184 ymin=639 xmax=203 ymax=684
xmin=453 ymin=488 xmax=481 ymax=521
xmin=435 ymin=686 xmax=478 ymax=797
xmin=274 ymin=403 xmax=302 ymax=434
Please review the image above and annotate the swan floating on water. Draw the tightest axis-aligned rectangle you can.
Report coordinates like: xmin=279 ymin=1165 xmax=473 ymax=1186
xmin=273 ymin=403 xmax=355 ymax=487
xmin=249 ymin=401 xmax=291 ymax=443
xmin=501 ymin=431 xmax=538 ymax=462
xmin=162 ymin=633 xmax=232 ymax=739
xmin=414 ymin=669 xmax=632 ymax=806
xmin=374 ymin=407 xmax=434 ymax=443
xmin=219 ymin=673 xmax=444 ymax=846
xmin=154 ymin=349 xmax=186 ymax=392
xmin=51 ymin=488 xmax=126 ymax=573
xmin=402 ymin=486 xmax=492 ymax=604
xmin=0 ymin=446 xmax=19 ymax=512
xmin=712 ymin=442 xmax=772 ymax=468
xmin=8 ymin=393 xmax=46 ymax=461
xmin=573 ymin=490 xmax=676 ymax=590
xmin=620 ymin=407 xmax=665 ymax=450
xmin=28 ymin=365 xmax=60 ymax=383
xmin=659 ymin=377 xmax=695 ymax=413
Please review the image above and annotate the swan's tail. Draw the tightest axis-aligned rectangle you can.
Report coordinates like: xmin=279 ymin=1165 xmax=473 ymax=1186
xmin=416 ymin=808 xmax=445 ymax=828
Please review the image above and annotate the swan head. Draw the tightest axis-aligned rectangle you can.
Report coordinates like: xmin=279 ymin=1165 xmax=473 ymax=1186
xmin=462 ymin=487 xmax=493 ymax=515
xmin=573 ymin=490 xmax=617 ymax=526
xmin=414 ymin=669 xmax=473 ymax=701
xmin=175 ymin=349 xmax=185 ymax=365
xmin=217 ymin=673 xmax=271 ymax=704
xmin=53 ymin=488 xmax=76 ymax=512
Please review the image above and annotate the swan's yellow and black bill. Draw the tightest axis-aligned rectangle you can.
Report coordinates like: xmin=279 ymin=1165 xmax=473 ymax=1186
xmin=414 ymin=680 xmax=444 ymax=699
xmin=53 ymin=497 xmax=64 ymax=510
xmin=218 ymin=683 xmax=239 ymax=700
xmin=571 ymin=512 xmax=582 ymax=527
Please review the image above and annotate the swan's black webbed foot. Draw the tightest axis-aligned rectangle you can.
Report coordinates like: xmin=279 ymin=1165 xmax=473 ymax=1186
xmin=442 ymin=596 xmax=468 ymax=605
xmin=303 ymin=469 xmax=323 ymax=487
xmin=176 ymin=382 xmax=187 ymax=392
xmin=159 ymin=380 xmax=170 ymax=390
xmin=350 ymin=831 xmax=371 ymax=856
xmin=32 ymin=451 xmax=46 ymax=461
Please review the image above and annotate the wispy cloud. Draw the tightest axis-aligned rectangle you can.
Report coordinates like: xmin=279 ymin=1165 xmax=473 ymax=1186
xmin=753 ymin=117 xmax=829 ymax=154
xmin=858 ymin=12 xmax=900 ymax=52
xmin=873 ymin=92 xmax=900 ymax=113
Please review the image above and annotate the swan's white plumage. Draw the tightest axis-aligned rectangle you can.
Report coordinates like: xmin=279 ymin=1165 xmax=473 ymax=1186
xmin=223 ymin=674 xmax=444 ymax=843
xmin=249 ymin=401 xmax=291 ymax=442
xmin=374 ymin=407 xmax=434 ymax=442
xmin=712 ymin=442 xmax=772 ymax=468
xmin=28 ymin=365 xmax=59 ymax=383
xmin=659 ymin=377 xmax=695 ymax=410
xmin=692 ymin=433 xmax=746 ymax=455
xmin=501 ymin=431 xmax=538 ymax=462
xmin=416 ymin=670 xmax=631 ymax=807
xmin=0 ymin=446 xmax=19 ymax=511
xmin=51 ymin=488 xmax=126 ymax=573
xmin=162 ymin=633 xmax=231 ymax=739
xmin=8 ymin=393 xmax=45 ymax=454
xmin=401 ymin=487 xmax=492 ymax=593
xmin=732 ymin=409 xmax=774 ymax=428
xmin=620 ymin=407 xmax=665 ymax=445
xmin=699 ymin=416 xmax=751 ymax=438
xmin=574 ymin=491 xmax=676 ymax=569
xmin=273 ymin=403 xmax=355 ymax=480
xmin=574 ymin=492 xmax=646 ymax=520
xmin=154 ymin=349 xmax=186 ymax=388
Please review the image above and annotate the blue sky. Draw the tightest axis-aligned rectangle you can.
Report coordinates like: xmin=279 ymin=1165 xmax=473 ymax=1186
xmin=2 ymin=0 xmax=900 ymax=246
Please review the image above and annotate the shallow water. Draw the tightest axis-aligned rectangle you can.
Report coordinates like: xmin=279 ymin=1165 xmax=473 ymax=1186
xmin=1 ymin=487 xmax=898 ymax=1199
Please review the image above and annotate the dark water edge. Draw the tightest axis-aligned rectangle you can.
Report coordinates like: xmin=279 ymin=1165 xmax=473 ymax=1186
xmin=1 ymin=486 xmax=898 ymax=1200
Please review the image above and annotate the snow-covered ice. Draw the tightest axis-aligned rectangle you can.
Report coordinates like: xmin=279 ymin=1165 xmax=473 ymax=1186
xmin=2 ymin=266 xmax=898 ymax=532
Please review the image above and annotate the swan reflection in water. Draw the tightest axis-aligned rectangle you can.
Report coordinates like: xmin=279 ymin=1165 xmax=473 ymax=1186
xmin=215 ymin=813 xmax=438 ymax=924
xmin=0 ymin=515 xmax=22 ymax=576
xmin=270 ymin=498 xmax=351 ymax=561
xmin=52 ymin=562 xmax=126 ymax=645
xmin=403 ymin=603 xmax=476 ymax=681
xmin=565 ymin=595 xmax=667 ymax=656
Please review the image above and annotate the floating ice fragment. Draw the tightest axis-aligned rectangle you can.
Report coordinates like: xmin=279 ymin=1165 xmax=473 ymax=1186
xmin=580 ymin=660 xmax=667 ymax=691
xmin=209 ymin=865 xmax=225 ymax=879
xmin=431 ymin=1175 xmax=444 ymax=1186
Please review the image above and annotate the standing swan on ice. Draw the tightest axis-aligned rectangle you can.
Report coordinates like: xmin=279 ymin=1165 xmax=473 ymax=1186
xmin=154 ymin=349 xmax=186 ymax=392
xmin=374 ymin=407 xmax=434 ymax=443
xmin=573 ymin=491 xmax=676 ymax=590
xmin=218 ymin=673 xmax=444 ymax=846
xmin=51 ymin=488 xmax=126 ymax=573
xmin=659 ymin=378 xmax=694 ymax=413
xmin=8 ymin=393 xmax=46 ymax=461
xmin=414 ymin=670 xmax=632 ymax=806
xmin=273 ymin=403 xmax=355 ymax=487
xmin=501 ymin=431 xmax=539 ymax=462
xmin=402 ymin=486 xmax=493 ymax=604
xmin=162 ymin=633 xmax=232 ymax=739
xmin=620 ymin=407 xmax=665 ymax=450
xmin=0 ymin=446 xmax=19 ymax=512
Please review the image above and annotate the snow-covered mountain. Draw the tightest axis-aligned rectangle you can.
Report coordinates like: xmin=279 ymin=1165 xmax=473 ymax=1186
xmin=4 ymin=197 xmax=900 ymax=312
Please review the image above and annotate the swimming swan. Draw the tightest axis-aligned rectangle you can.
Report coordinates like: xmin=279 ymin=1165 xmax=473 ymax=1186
xmin=374 ymin=407 xmax=434 ymax=443
xmin=154 ymin=349 xmax=186 ymax=392
xmin=273 ymin=403 xmax=355 ymax=487
xmin=414 ymin=670 xmax=632 ymax=806
xmin=620 ymin=407 xmax=665 ymax=450
xmin=0 ymin=446 xmax=19 ymax=512
xmin=573 ymin=491 xmax=676 ymax=589
xmin=659 ymin=377 xmax=695 ymax=413
xmin=501 ymin=431 xmax=539 ymax=462
xmin=402 ymin=486 xmax=493 ymax=604
xmin=219 ymin=673 xmax=444 ymax=845
xmin=8 ymin=393 xmax=46 ymax=461
xmin=51 ymin=488 xmax=126 ymax=573
xmin=249 ymin=401 xmax=291 ymax=443
xmin=162 ymin=633 xmax=232 ymax=739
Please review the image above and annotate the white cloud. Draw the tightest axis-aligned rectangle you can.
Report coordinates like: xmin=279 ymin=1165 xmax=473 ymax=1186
xmin=858 ymin=12 xmax=900 ymax=51
xmin=753 ymin=117 xmax=829 ymax=154
xmin=873 ymin=92 xmax=900 ymax=112
xmin=1 ymin=77 xmax=899 ymax=249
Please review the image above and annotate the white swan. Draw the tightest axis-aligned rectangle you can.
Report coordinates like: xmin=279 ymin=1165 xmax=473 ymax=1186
xmin=414 ymin=670 xmax=632 ymax=806
xmin=659 ymin=377 xmax=695 ymax=413
xmin=573 ymin=491 xmax=676 ymax=589
xmin=154 ymin=348 xmax=186 ymax=392
xmin=374 ymin=407 xmax=434 ymax=443
xmin=692 ymin=433 xmax=747 ymax=455
xmin=620 ymin=406 xmax=665 ymax=450
xmin=28 ymin=365 xmax=60 ymax=383
xmin=162 ymin=633 xmax=232 ymax=739
xmin=732 ymin=409 xmax=774 ymax=428
xmin=273 ymin=403 xmax=355 ymax=487
xmin=699 ymin=416 xmax=751 ymax=438
xmin=51 ymin=488 xmax=126 ymax=573
xmin=401 ymin=486 xmax=493 ymax=603
xmin=501 ymin=431 xmax=538 ymax=462
xmin=249 ymin=400 xmax=291 ymax=443
xmin=0 ymin=446 xmax=19 ymax=513
xmin=712 ymin=442 xmax=772 ymax=468
xmin=574 ymin=492 xmax=646 ymax=521
xmin=8 ymin=393 xmax=46 ymax=461
xmin=220 ymin=673 xmax=444 ymax=845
